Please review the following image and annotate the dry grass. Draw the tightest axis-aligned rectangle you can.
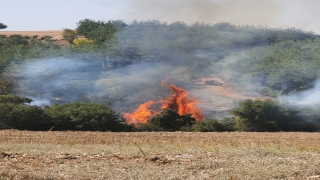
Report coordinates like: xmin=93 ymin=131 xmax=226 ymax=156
xmin=0 ymin=30 xmax=64 ymax=40
xmin=1 ymin=130 xmax=320 ymax=179
xmin=0 ymin=30 xmax=69 ymax=45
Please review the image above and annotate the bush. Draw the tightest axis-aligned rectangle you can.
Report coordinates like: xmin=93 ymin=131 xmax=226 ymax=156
xmin=0 ymin=103 xmax=50 ymax=130
xmin=0 ymin=95 xmax=52 ymax=130
xmin=0 ymin=23 xmax=7 ymax=29
xmin=191 ymin=118 xmax=236 ymax=132
xmin=229 ymin=99 xmax=320 ymax=132
xmin=44 ymin=102 xmax=128 ymax=131
xmin=230 ymin=99 xmax=281 ymax=131
xmin=219 ymin=117 xmax=236 ymax=131
xmin=8 ymin=35 xmax=29 ymax=46
xmin=137 ymin=109 xmax=196 ymax=131
xmin=277 ymin=104 xmax=320 ymax=132
xmin=63 ymin=28 xmax=77 ymax=44
xmin=72 ymin=38 xmax=94 ymax=46
xmin=191 ymin=119 xmax=224 ymax=132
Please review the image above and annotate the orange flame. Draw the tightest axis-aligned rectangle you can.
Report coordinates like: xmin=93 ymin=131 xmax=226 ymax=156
xmin=123 ymin=101 xmax=157 ymax=125
xmin=160 ymin=81 xmax=204 ymax=120
xmin=123 ymin=81 xmax=204 ymax=125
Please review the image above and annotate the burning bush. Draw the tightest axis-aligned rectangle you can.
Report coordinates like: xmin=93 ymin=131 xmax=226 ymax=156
xmin=123 ymin=81 xmax=204 ymax=127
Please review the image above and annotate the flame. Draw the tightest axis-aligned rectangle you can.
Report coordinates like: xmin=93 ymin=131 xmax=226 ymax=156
xmin=160 ymin=81 xmax=204 ymax=120
xmin=123 ymin=101 xmax=156 ymax=125
xmin=123 ymin=81 xmax=204 ymax=125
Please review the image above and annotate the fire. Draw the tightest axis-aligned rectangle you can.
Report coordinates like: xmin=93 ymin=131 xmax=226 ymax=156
xmin=123 ymin=101 xmax=156 ymax=125
xmin=160 ymin=81 xmax=204 ymax=120
xmin=123 ymin=81 xmax=204 ymax=125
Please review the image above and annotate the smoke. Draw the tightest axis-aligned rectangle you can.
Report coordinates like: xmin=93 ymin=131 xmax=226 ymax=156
xmin=13 ymin=58 xmax=101 ymax=106
xmin=6 ymin=17 xmax=320 ymax=121
xmin=279 ymin=80 xmax=320 ymax=105
xmin=11 ymin=58 xmax=178 ymax=113
xmin=101 ymin=0 xmax=320 ymax=33
xmin=10 ymin=54 xmax=236 ymax=119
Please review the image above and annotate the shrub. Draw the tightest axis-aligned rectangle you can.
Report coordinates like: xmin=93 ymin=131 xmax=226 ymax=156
xmin=44 ymin=102 xmax=127 ymax=131
xmin=230 ymin=99 xmax=281 ymax=131
xmin=191 ymin=119 xmax=224 ymax=132
xmin=62 ymin=28 xmax=77 ymax=44
xmin=0 ymin=23 xmax=7 ymax=29
xmin=138 ymin=109 xmax=196 ymax=131
xmin=219 ymin=117 xmax=236 ymax=131
xmin=72 ymin=38 xmax=94 ymax=46
xmin=191 ymin=118 xmax=236 ymax=132
xmin=0 ymin=103 xmax=49 ymax=130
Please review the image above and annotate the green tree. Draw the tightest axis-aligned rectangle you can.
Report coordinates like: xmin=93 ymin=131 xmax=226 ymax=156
xmin=76 ymin=19 xmax=126 ymax=45
xmin=44 ymin=102 xmax=128 ymax=131
xmin=8 ymin=35 xmax=29 ymax=46
xmin=139 ymin=109 xmax=196 ymax=131
xmin=0 ymin=23 xmax=7 ymax=29
xmin=0 ymin=94 xmax=32 ymax=104
xmin=277 ymin=104 xmax=320 ymax=132
xmin=0 ymin=103 xmax=49 ymax=130
xmin=235 ymin=39 xmax=320 ymax=95
xmin=230 ymin=99 xmax=281 ymax=131
xmin=0 ymin=95 xmax=50 ymax=130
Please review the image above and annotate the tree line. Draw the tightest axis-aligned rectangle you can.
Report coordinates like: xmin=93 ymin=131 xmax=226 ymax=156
xmin=0 ymin=19 xmax=320 ymax=132
xmin=0 ymin=94 xmax=319 ymax=132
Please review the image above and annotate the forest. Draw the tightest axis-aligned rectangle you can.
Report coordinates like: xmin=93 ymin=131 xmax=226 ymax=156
xmin=0 ymin=19 xmax=319 ymax=132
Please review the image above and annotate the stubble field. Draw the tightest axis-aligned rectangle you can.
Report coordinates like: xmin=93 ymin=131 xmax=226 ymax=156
xmin=1 ymin=130 xmax=320 ymax=180
xmin=0 ymin=30 xmax=64 ymax=40
xmin=0 ymin=30 xmax=68 ymax=45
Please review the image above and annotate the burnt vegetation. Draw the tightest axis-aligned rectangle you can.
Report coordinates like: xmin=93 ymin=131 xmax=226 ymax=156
xmin=0 ymin=19 xmax=320 ymax=132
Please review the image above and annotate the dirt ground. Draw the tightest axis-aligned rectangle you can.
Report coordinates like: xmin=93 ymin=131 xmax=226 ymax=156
xmin=1 ymin=130 xmax=320 ymax=180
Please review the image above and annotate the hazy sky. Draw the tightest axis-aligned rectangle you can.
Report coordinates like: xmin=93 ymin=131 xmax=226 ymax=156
xmin=0 ymin=0 xmax=319 ymax=33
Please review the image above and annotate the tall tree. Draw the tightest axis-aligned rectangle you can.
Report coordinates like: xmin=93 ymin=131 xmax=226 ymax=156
xmin=230 ymin=99 xmax=281 ymax=132
xmin=0 ymin=23 xmax=7 ymax=29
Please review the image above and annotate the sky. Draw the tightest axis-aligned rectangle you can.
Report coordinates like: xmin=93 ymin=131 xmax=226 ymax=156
xmin=0 ymin=0 xmax=319 ymax=33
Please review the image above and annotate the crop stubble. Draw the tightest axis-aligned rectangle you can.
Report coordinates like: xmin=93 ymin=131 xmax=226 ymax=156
xmin=0 ymin=130 xmax=320 ymax=180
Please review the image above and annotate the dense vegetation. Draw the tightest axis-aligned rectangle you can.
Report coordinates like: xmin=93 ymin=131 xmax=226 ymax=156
xmin=0 ymin=19 xmax=319 ymax=132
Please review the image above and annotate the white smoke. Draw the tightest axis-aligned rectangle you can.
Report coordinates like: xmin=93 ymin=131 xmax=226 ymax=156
xmin=279 ymin=80 xmax=320 ymax=105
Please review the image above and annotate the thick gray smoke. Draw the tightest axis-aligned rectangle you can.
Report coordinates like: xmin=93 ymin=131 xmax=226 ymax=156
xmin=12 ymin=58 xmax=179 ymax=113
xmin=7 ymin=19 xmax=320 ymax=120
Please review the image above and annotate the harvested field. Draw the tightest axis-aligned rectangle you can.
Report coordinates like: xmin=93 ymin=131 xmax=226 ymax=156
xmin=0 ymin=30 xmax=64 ymax=40
xmin=1 ymin=130 xmax=320 ymax=179
xmin=0 ymin=30 xmax=68 ymax=45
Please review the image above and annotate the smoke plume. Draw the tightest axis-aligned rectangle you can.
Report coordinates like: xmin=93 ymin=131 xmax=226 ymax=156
xmin=101 ymin=0 xmax=320 ymax=33
xmin=6 ymin=19 xmax=320 ymax=120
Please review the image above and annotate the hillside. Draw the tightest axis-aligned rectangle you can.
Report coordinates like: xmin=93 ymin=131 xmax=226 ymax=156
xmin=0 ymin=20 xmax=319 ymax=132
